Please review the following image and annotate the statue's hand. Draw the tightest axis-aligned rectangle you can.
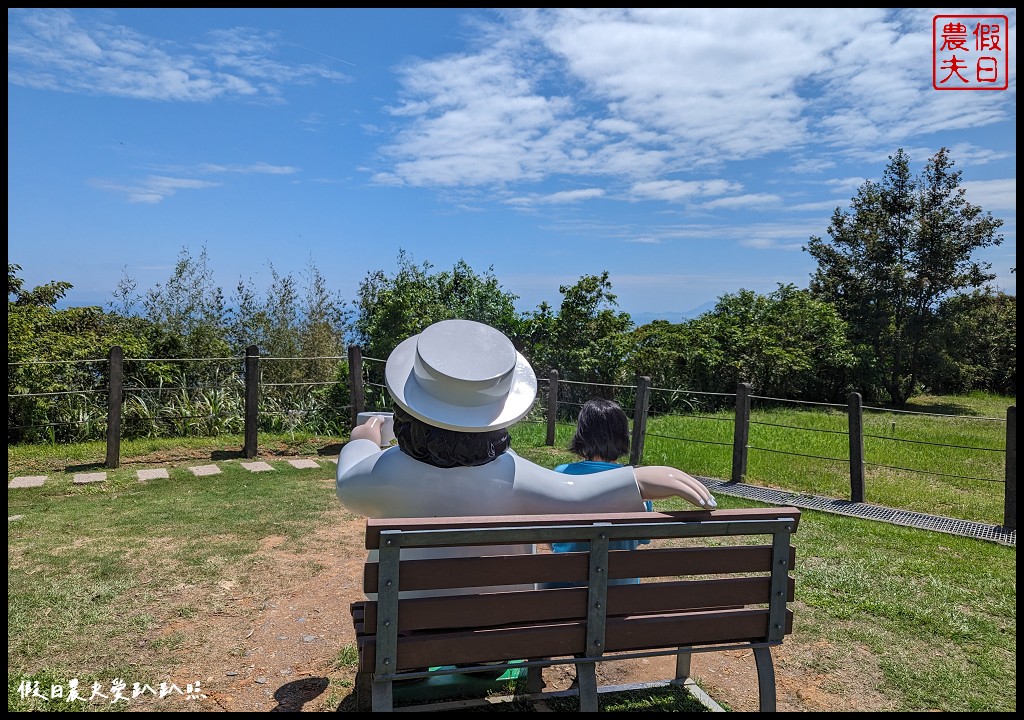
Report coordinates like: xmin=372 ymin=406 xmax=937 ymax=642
xmin=634 ymin=466 xmax=717 ymax=509
xmin=351 ymin=415 xmax=383 ymax=445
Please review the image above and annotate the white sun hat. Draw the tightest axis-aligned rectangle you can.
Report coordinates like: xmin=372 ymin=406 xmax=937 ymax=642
xmin=384 ymin=319 xmax=538 ymax=432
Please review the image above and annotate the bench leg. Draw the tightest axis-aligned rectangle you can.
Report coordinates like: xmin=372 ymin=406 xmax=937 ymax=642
xmin=355 ymin=671 xmax=372 ymax=711
xmin=371 ymin=677 xmax=394 ymax=712
xmin=675 ymin=647 xmax=692 ymax=680
xmin=576 ymin=661 xmax=598 ymax=712
xmin=753 ymin=646 xmax=777 ymax=712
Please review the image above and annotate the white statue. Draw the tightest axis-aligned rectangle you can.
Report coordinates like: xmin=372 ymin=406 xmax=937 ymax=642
xmin=336 ymin=319 xmax=715 ymax=519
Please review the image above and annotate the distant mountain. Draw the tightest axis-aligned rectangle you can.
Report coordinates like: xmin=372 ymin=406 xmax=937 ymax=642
xmin=630 ymin=301 xmax=716 ymax=326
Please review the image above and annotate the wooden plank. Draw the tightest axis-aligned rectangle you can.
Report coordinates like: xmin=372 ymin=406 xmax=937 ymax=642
xmin=363 ymin=544 xmax=796 ymax=592
xmin=360 ymin=575 xmax=795 ymax=632
xmin=358 ymin=608 xmax=793 ymax=671
xmin=364 ymin=508 xmax=801 ymax=548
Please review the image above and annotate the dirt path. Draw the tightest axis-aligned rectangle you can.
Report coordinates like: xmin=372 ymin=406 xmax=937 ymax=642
xmin=156 ymin=499 xmax=891 ymax=712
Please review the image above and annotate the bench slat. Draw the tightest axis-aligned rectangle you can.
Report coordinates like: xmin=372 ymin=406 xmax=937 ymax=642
xmin=363 ymin=543 xmax=797 ymax=591
xmin=359 ymin=575 xmax=796 ymax=632
xmin=364 ymin=508 xmax=801 ymax=549
xmin=357 ymin=607 xmax=794 ymax=671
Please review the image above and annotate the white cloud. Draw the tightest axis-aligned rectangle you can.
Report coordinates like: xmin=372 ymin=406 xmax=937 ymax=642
xmin=740 ymin=237 xmax=806 ymax=250
xmin=91 ymin=175 xmax=221 ymax=203
xmin=962 ymin=179 xmax=1017 ymax=213
xmin=789 ymin=158 xmax=836 ymax=174
xmin=824 ymin=177 xmax=869 ymax=195
xmin=630 ymin=179 xmax=743 ymax=202
xmin=506 ymin=188 xmax=605 ymax=206
xmin=197 ymin=162 xmax=299 ymax=175
xmin=374 ymin=8 xmax=1015 ymax=196
xmin=788 ymin=200 xmax=846 ymax=213
xmin=7 ymin=9 xmax=348 ymax=103
xmin=701 ymin=193 xmax=782 ymax=210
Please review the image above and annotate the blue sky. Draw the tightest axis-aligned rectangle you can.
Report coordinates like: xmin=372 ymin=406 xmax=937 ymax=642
xmin=7 ymin=8 xmax=1017 ymax=321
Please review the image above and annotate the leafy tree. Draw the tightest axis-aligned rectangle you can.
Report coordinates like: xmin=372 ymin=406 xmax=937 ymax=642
xmin=699 ymin=285 xmax=854 ymax=400
xmin=523 ymin=272 xmax=634 ymax=394
xmin=8 ymin=264 xmax=148 ymax=442
xmin=9 ymin=263 xmax=72 ymax=307
xmin=627 ymin=285 xmax=854 ymax=404
xmin=225 ymin=275 xmax=269 ymax=356
xmin=626 ymin=320 xmax=712 ymax=412
xmin=228 ymin=264 xmax=318 ymax=374
xmin=352 ymin=250 xmax=522 ymax=366
xmin=921 ymin=289 xmax=1016 ymax=396
xmin=805 ymin=148 xmax=1004 ymax=404
xmin=138 ymin=245 xmax=231 ymax=361
xmin=297 ymin=259 xmax=350 ymax=382
xmin=225 ymin=258 xmax=350 ymax=431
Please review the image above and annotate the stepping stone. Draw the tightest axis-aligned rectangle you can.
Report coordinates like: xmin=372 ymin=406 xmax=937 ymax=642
xmin=189 ymin=464 xmax=222 ymax=477
xmin=9 ymin=515 xmax=25 ymax=521
xmin=137 ymin=468 xmax=169 ymax=481
xmin=73 ymin=472 xmax=106 ymax=485
xmin=241 ymin=461 xmax=275 ymax=473
xmin=8 ymin=476 xmax=46 ymax=488
xmin=287 ymin=459 xmax=320 ymax=469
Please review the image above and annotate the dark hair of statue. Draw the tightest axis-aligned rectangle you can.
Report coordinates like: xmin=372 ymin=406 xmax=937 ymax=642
xmin=570 ymin=398 xmax=630 ymax=461
xmin=392 ymin=405 xmax=511 ymax=468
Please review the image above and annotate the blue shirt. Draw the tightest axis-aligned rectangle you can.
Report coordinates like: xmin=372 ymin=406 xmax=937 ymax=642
xmin=548 ymin=460 xmax=653 ymax=587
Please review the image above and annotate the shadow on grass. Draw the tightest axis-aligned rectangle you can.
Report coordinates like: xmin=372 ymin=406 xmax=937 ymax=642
xmin=65 ymin=461 xmax=106 ymax=472
xmin=211 ymin=449 xmax=244 ymax=461
xmin=317 ymin=443 xmax=344 ymax=457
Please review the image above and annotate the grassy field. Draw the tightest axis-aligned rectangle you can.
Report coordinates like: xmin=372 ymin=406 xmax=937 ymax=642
xmin=517 ymin=391 xmax=1013 ymax=527
xmin=7 ymin=392 xmax=1017 ymax=712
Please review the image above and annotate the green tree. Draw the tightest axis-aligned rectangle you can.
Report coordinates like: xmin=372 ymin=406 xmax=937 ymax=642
xmin=9 ymin=263 xmax=72 ymax=307
xmin=227 ymin=260 xmax=348 ymax=377
xmin=134 ymin=245 xmax=231 ymax=361
xmin=627 ymin=285 xmax=854 ymax=404
xmin=524 ymin=271 xmax=634 ymax=390
xmin=626 ymin=319 xmax=711 ymax=412
xmin=297 ymin=259 xmax=350 ymax=382
xmin=8 ymin=264 xmax=148 ymax=443
xmin=226 ymin=258 xmax=350 ymax=433
xmin=352 ymin=250 xmax=522 ymax=365
xmin=805 ymin=147 xmax=1004 ymax=404
xmin=921 ymin=289 xmax=1016 ymax=395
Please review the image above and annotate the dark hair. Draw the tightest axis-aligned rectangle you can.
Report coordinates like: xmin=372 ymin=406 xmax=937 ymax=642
xmin=392 ymin=405 xmax=510 ymax=468
xmin=569 ymin=399 xmax=630 ymax=462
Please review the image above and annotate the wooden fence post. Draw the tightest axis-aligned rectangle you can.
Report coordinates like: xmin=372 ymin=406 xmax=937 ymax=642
xmin=1005 ymin=405 xmax=1016 ymax=531
xmin=848 ymin=392 xmax=865 ymax=503
xmin=546 ymin=369 xmax=559 ymax=446
xmin=348 ymin=345 xmax=364 ymax=427
xmin=104 ymin=346 xmax=123 ymax=469
xmin=630 ymin=376 xmax=650 ymax=466
xmin=243 ymin=345 xmax=259 ymax=459
xmin=731 ymin=382 xmax=752 ymax=483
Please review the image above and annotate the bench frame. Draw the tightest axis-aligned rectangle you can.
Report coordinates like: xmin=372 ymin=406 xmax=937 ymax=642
xmin=351 ymin=507 xmax=799 ymax=712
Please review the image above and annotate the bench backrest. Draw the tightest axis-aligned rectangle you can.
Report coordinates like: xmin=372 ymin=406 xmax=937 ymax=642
xmin=357 ymin=507 xmax=800 ymax=674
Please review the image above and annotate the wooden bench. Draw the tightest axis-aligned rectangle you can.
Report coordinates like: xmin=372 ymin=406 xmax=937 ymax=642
xmin=350 ymin=506 xmax=800 ymax=712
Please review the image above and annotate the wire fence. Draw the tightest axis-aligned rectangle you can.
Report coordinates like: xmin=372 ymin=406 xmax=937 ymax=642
xmin=6 ymin=347 xmax=1017 ymax=530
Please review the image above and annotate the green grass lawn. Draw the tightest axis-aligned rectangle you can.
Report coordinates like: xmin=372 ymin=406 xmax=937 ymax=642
xmin=515 ymin=391 xmax=1013 ymax=526
xmin=7 ymin=392 xmax=1017 ymax=712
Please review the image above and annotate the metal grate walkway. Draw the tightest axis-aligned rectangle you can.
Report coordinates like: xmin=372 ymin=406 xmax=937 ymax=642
xmin=701 ymin=477 xmax=1016 ymax=547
